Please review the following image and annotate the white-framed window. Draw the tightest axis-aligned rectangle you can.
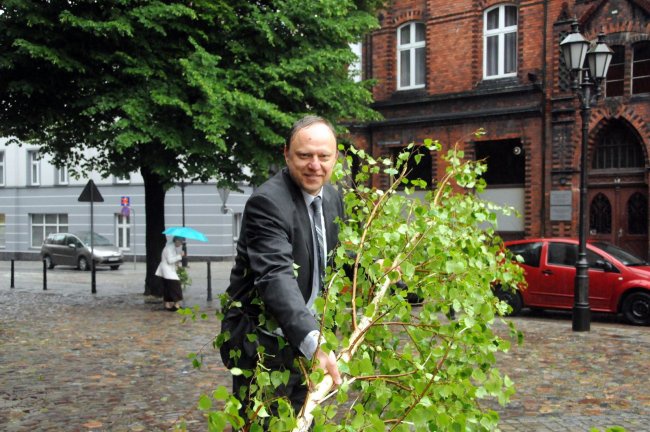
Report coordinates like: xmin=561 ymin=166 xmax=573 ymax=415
xmin=57 ymin=166 xmax=69 ymax=185
xmin=28 ymin=150 xmax=41 ymax=186
xmin=0 ymin=213 xmax=5 ymax=248
xmin=397 ymin=22 xmax=426 ymax=90
xmin=0 ymin=151 xmax=4 ymax=186
xmin=115 ymin=174 xmax=130 ymax=184
xmin=31 ymin=213 xmax=68 ymax=248
xmin=484 ymin=4 xmax=518 ymax=79
xmin=115 ymin=213 xmax=131 ymax=250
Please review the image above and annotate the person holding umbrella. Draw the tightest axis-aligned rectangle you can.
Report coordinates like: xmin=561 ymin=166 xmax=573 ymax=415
xmin=155 ymin=235 xmax=185 ymax=311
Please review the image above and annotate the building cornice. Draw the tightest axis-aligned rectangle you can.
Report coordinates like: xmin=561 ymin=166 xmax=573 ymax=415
xmin=371 ymin=82 xmax=542 ymax=110
xmin=363 ymin=104 xmax=543 ymax=129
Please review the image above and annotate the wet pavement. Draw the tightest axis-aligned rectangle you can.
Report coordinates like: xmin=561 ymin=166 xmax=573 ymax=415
xmin=1 ymin=260 xmax=649 ymax=431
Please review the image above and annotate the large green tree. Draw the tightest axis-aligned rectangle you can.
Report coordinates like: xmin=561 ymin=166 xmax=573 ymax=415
xmin=0 ymin=0 xmax=383 ymax=295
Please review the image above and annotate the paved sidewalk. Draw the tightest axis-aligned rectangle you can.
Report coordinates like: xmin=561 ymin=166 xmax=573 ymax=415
xmin=1 ymin=260 xmax=649 ymax=431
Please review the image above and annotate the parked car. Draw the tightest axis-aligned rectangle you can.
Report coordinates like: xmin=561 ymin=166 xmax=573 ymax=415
xmin=496 ymin=238 xmax=650 ymax=325
xmin=41 ymin=232 xmax=124 ymax=271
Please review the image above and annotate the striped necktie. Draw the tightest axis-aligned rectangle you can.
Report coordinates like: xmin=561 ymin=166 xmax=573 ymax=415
xmin=311 ymin=196 xmax=325 ymax=288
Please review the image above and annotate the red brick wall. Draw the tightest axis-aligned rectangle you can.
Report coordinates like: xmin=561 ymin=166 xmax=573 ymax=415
xmin=351 ymin=0 xmax=650 ymax=256
xmin=370 ymin=0 xmax=548 ymax=97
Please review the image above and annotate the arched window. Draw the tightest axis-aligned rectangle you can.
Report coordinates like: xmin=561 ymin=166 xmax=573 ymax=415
xmin=627 ymin=193 xmax=648 ymax=235
xmin=590 ymin=193 xmax=612 ymax=234
xmin=484 ymin=4 xmax=518 ymax=79
xmin=397 ymin=22 xmax=426 ymax=90
xmin=632 ymin=42 xmax=650 ymax=94
xmin=592 ymin=122 xmax=644 ymax=170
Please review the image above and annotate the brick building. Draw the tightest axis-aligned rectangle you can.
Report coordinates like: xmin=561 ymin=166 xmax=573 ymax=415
xmin=350 ymin=0 xmax=650 ymax=259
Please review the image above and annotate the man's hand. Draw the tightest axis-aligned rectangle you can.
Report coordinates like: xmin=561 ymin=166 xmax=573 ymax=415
xmin=314 ymin=348 xmax=342 ymax=386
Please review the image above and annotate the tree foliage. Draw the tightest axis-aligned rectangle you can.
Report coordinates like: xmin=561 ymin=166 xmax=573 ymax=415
xmin=0 ymin=0 xmax=384 ymax=293
xmin=1 ymin=0 xmax=382 ymax=183
xmin=187 ymin=137 xmax=526 ymax=431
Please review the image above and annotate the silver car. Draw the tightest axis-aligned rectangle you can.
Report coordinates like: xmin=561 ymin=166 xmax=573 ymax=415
xmin=41 ymin=232 xmax=124 ymax=270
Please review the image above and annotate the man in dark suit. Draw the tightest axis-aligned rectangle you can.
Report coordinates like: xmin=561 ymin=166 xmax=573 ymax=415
xmin=220 ymin=115 xmax=343 ymax=418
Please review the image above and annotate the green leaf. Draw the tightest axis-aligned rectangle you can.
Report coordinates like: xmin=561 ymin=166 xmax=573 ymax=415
xmin=213 ymin=386 xmax=230 ymax=401
xmin=198 ymin=394 xmax=212 ymax=411
xmin=445 ymin=260 xmax=466 ymax=274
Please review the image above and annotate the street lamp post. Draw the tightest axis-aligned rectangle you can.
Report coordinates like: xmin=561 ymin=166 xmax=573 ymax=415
xmin=560 ymin=21 xmax=613 ymax=332
xmin=180 ymin=179 xmax=188 ymax=267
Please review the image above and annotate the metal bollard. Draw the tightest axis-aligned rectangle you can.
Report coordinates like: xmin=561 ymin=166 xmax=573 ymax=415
xmin=207 ymin=261 xmax=212 ymax=301
xmin=11 ymin=259 xmax=15 ymax=288
xmin=91 ymin=261 xmax=96 ymax=294
xmin=43 ymin=259 xmax=47 ymax=291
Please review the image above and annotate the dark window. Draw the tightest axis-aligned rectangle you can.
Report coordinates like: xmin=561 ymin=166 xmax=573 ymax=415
xmin=548 ymin=242 xmax=578 ymax=266
xmin=633 ymin=42 xmax=650 ymax=94
xmin=586 ymin=249 xmax=605 ymax=268
xmin=606 ymin=45 xmax=625 ymax=97
xmin=475 ymin=139 xmax=525 ymax=186
xmin=592 ymin=122 xmax=644 ymax=170
xmin=64 ymin=235 xmax=76 ymax=246
xmin=590 ymin=193 xmax=612 ymax=234
xmin=49 ymin=233 xmax=66 ymax=245
xmin=548 ymin=242 xmax=607 ymax=268
xmin=627 ymin=192 xmax=648 ymax=235
xmin=390 ymin=146 xmax=432 ymax=189
xmin=507 ymin=242 xmax=542 ymax=267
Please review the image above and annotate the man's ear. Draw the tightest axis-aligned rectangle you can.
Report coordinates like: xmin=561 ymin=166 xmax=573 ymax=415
xmin=283 ymin=145 xmax=289 ymax=161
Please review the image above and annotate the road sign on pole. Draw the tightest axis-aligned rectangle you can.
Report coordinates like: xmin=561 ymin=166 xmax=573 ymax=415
xmin=78 ymin=180 xmax=103 ymax=294
xmin=78 ymin=180 xmax=104 ymax=203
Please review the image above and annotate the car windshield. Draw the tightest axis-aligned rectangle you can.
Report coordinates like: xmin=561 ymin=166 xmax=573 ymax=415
xmin=75 ymin=232 xmax=113 ymax=247
xmin=591 ymin=242 xmax=647 ymax=266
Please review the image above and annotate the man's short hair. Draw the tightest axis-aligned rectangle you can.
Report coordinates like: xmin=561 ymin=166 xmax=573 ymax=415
xmin=286 ymin=115 xmax=336 ymax=149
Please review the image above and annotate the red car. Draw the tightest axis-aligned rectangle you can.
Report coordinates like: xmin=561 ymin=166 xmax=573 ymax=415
xmin=497 ymin=238 xmax=650 ymax=325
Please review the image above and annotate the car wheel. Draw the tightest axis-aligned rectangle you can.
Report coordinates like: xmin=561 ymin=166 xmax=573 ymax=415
xmin=78 ymin=256 xmax=90 ymax=271
xmin=44 ymin=255 xmax=55 ymax=269
xmin=621 ymin=291 xmax=650 ymax=325
xmin=110 ymin=265 xmax=120 ymax=270
xmin=495 ymin=286 xmax=523 ymax=316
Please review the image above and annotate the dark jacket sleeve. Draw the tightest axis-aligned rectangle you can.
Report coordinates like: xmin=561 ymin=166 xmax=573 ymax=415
xmin=243 ymin=193 xmax=319 ymax=350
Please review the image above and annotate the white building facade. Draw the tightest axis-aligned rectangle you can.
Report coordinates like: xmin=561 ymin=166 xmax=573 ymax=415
xmin=0 ymin=138 xmax=250 ymax=261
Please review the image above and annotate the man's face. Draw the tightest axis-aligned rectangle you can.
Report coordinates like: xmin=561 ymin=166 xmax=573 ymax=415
xmin=284 ymin=122 xmax=338 ymax=196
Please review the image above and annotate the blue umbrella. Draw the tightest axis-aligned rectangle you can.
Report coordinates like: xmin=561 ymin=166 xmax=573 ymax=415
xmin=162 ymin=226 xmax=208 ymax=242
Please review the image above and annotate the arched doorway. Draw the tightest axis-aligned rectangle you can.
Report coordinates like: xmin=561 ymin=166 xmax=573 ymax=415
xmin=587 ymin=120 xmax=648 ymax=260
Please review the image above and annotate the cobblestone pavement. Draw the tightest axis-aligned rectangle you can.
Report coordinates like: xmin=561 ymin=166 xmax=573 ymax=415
xmin=1 ymin=260 xmax=649 ymax=431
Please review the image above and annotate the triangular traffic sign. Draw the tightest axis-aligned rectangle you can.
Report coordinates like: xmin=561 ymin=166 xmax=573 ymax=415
xmin=78 ymin=179 xmax=104 ymax=202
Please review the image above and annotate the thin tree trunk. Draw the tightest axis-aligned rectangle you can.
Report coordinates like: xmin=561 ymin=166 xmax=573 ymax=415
xmin=294 ymin=276 xmax=393 ymax=431
xmin=141 ymin=166 xmax=167 ymax=297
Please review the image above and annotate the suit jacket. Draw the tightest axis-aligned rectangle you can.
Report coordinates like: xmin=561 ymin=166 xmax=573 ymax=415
xmin=221 ymin=168 xmax=344 ymax=363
